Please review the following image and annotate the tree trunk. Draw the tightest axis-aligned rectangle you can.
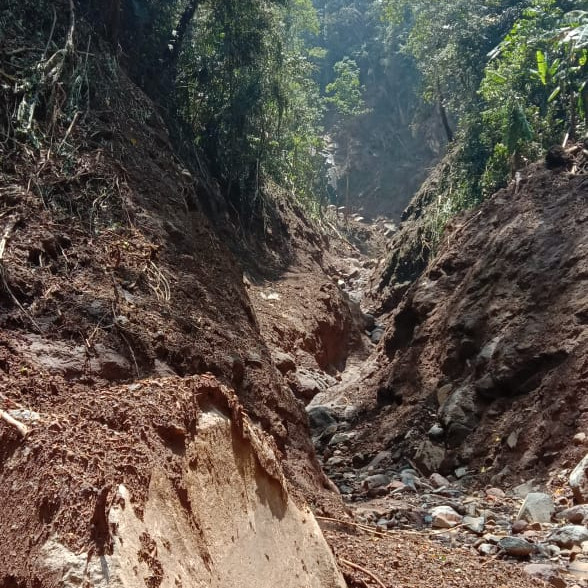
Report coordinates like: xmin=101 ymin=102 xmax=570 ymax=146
xmin=569 ymin=89 xmax=577 ymax=142
xmin=108 ymin=0 xmax=121 ymax=48
xmin=168 ymin=0 xmax=201 ymax=71
xmin=436 ymin=78 xmax=453 ymax=143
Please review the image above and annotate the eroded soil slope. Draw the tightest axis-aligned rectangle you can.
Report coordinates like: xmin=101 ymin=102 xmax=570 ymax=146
xmin=324 ymin=159 xmax=588 ymax=488
xmin=0 ymin=10 xmax=354 ymax=585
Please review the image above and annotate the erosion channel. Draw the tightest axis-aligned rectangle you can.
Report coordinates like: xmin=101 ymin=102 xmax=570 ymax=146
xmin=1 ymin=2 xmax=588 ymax=588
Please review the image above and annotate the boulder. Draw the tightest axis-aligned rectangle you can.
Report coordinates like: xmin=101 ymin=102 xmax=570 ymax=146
xmin=463 ymin=516 xmax=485 ymax=534
xmin=428 ymin=423 xmax=445 ymax=441
xmin=370 ymin=327 xmax=385 ymax=344
xmin=430 ymin=506 xmax=463 ymax=528
xmin=290 ymin=372 xmax=321 ymax=400
xmin=400 ymin=469 xmax=418 ymax=491
xmin=570 ymin=453 xmax=588 ymax=503
xmin=556 ymin=504 xmax=588 ymax=524
xmin=438 ymin=385 xmax=477 ymax=446
xmin=516 ymin=492 xmax=555 ymax=523
xmin=524 ymin=564 xmax=566 ymax=588
xmin=497 ymin=537 xmax=535 ymax=557
xmin=328 ymin=432 xmax=353 ymax=447
xmin=363 ymin=474 xmax=390 ymax=490
xmin=366 ymin=451 xmax=391 ymax=469
xmin=413 ymin=440 xmax=445 ymax=475
xmin=306 ymin=406 xmax=336 ymax=434
xmin=547 ymin=525 xmax=588 ymax=548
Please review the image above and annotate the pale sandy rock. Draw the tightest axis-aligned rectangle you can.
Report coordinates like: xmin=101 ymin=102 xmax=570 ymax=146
xmin=40 ymin=409 xmax=345 ymax=588
xmin=430 ymin=506 xmax=463 ymax=528
xmin=517 ymin=492 xmax=555 ymax=523
xmin=524 ymin=564 xmax=566 ymax=588
xmin=570 ymin=453 xmax=588 ymax=504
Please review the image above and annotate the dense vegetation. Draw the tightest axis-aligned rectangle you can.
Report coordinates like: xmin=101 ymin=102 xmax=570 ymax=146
xmin=2 ymin=0 xmax=587 ymax=234
xmin=382 ymin=0 xmax=588 ymax=241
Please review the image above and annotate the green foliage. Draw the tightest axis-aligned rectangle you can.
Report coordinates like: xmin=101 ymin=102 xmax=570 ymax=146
xmin=379 ymin=0 xmax=588 ymax=246
xmin=325 ymin=57 xmax=366 ymax=117
xmin=177 ymin=0 xmax=328 ymax=210
xmin=383 ymin=0 xmax=526 ymax=118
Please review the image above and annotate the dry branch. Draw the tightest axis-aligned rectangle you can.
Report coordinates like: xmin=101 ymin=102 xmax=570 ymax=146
xmin=0 ymin=409 xmax=29 ymax=437
xmin=340 ymin=558 xmax=388 ymax=588
xmin=0 ymin=217 xmax=17 ymax=260
xmin=316 ymin=515 xmax=386 ymax=536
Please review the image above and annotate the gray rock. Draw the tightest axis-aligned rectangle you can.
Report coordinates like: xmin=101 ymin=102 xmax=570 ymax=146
xmin=430 ymin=506 xmax=463 ymax=528
xmin=517 ymin=492 xmax=555 ymax=523
xmin=497 ymin=537 xmax=535 ymax=557
xmin=367 ymin=451 xmax=391 ymax=469
xmin=7 ymin=409 xmax=40 ymax=422
xmin=41 ymin=537 xmax=110 ymax=588
xmin=455 ymin=467 xmax=469 ymax=479
xmin=363 ymin=474 xmax=389 ymax=490
xmin=291 ymin=372 xmax=321 ymax=400
xmin=329 ymin=432 xmax=353 ymax=446
xmin=362 ymin=313 xmax=376 ymax=331
xmin=413 ymin=440 xmax=445 ymax=475
xmin=543 ymin=544 xmax=561 ymax=558
xmin=524 ymin=564 xmax=566 ymax=588
xmin=547 ymin=525 xmax=588 ymax=548
xmin=307 ymin=406 xmax=336 ymax=434
xmin=428 ymin=424 xmax=445 ymax=441
xmin=429 ymin=473 xmax=450 ymax=488
xmin=506 ymin=430 xmax=519 ymax=450
xmin=478 ymin=543 xmax=498 ymax=556
xmin=400 ymin=470 xmax=418 ymax=491
xmin=438 ymin=384 xmax=477 ymax=447
xmin=556 ymin=505 xmax=588 ymax=524
xmin=463 ymin=516 xmax=485 ymax=534
xmin=480 ymin=510 xmax=499 ymax=523
xmin=370 ymin=328 xmax=385 ymax=344
xmin=513 ymin=480 xmax=537 ymax=498
xmin=570 ymin=453 xmax=588 ymax=504
xmin=343 ymin=405 xmax=358 ymax=420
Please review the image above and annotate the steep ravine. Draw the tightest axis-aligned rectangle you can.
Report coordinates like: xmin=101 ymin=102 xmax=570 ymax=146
xmin=1 ymin=5 xmax=587 ymax=587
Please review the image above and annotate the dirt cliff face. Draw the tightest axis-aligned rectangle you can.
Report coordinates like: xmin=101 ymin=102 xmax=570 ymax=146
xmin=370 ymin=162 xmax=588 ymax=481
xmin=0 ymin=375 xmax=346 ymax=588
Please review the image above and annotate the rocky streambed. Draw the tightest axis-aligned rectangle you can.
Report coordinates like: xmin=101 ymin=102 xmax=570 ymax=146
xmin=309 ymin=401 xmax=588 ymax=587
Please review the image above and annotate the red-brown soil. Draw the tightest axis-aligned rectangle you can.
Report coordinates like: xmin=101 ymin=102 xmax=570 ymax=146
xmin=1 ymin=5 xmax=587 ymax=588
xmin=0 ymin=21 xmax=344 ymax=583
